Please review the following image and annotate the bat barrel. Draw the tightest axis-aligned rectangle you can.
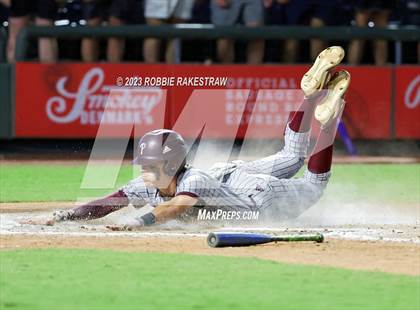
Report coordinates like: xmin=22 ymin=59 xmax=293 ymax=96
xmin=207 ymin=232 xmax=272 ymax=247
xmin=207 ymin=232 xmax=324 ymax=247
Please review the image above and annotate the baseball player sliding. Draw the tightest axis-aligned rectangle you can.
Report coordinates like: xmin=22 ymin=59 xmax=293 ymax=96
xmin=45 ymin=46 xmax=350 ymax=230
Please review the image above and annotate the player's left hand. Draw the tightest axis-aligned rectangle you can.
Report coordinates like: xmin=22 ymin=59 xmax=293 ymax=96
xmin=53 ymin=209 xmax=75 ymax=222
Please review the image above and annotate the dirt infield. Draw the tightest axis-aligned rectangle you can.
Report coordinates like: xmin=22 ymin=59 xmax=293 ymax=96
xmin=1 ymin=234 xmax=419 ymax=276
xmin=1 ymin=202 xmax=419 ymax=277
xmin=0 ymin=202 xmax=74 ymax=213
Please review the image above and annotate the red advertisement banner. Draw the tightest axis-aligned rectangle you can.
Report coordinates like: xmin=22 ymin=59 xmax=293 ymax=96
xmin=395 ymin=66 xmax=420 ymax=138
xmin=15 ymin=63 xmax=171 ymax=138
xmin=15 ymin=63 xmax=395 ymax=139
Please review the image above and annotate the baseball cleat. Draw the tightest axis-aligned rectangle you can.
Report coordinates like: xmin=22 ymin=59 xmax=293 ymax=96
xmin=300 ymin=46 xmax=345 ymax=97
xmin=315 ymin=70 xmax=351 ymax=128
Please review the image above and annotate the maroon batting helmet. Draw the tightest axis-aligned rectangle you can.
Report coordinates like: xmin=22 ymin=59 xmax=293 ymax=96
xmin=134 ymin=129 xmax=188 ymax=176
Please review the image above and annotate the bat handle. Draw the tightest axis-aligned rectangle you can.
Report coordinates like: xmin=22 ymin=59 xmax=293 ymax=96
xmin=272 ymin=233 xmax=324 ymax=243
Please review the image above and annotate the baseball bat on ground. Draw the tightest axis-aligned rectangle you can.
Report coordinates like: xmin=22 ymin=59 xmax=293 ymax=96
xmin=207 ymin=232 xmax=324 ymax=248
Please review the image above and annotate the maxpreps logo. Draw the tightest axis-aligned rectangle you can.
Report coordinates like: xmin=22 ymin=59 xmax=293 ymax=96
xmin=45 ymin=68 xmax=162 ymax=125
xmin=197 ymin=209 xmax=260 ymax=221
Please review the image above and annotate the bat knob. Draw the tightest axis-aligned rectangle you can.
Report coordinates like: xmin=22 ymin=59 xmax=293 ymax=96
xmin=316 ymin=233 xmax=324 ymax=243
xmin=207 ymin=233 xmax=219 ymax=248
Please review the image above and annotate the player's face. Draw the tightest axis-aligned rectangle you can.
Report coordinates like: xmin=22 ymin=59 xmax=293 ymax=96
xmin=141 ymin=164 xmax=172 ymax=189
xmin=141 ymin=164 xmax=160 ymax=186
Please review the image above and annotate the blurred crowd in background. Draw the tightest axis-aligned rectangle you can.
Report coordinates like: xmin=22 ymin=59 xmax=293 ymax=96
xmin=0 ymin=0 xmax=419 ymax=64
